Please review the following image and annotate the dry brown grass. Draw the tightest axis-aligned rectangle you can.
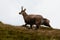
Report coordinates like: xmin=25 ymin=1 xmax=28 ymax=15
xmin=0 ymin=21 xmax=60 ymax=40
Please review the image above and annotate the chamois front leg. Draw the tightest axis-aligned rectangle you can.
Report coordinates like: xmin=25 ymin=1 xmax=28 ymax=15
xmin=22 ymin=23 xmax=30 ymax=29
xmin=35 ymin=24 xmax=40 ymax=30
xmin=22 ymin=24 xmax=27 ymax=27
xmin=30 ymin=24 xmax=32 ymax=29
xmin=35 ymin=22 xmax=40 ymax=30
xmin=24 ymin=23 xmax=27 ymax=26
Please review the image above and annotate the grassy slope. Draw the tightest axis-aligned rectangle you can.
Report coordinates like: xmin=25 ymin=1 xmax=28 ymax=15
xmin=0 ymin=22 xmax=60 ymax=40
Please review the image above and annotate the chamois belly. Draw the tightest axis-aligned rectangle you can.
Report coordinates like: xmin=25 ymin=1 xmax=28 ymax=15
xmin=25 ymin=18 xmax=35 ymax=25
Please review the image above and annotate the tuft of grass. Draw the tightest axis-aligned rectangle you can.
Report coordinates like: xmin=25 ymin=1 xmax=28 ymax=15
xmin=0 ymin=21 xmax=60 ymax=40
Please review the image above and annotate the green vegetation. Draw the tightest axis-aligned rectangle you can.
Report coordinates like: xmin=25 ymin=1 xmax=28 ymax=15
xmin=0 ymin=21 xmax=60 ymax=40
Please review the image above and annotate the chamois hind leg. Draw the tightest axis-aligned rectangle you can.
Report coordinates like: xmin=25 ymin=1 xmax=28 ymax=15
xmin=44 ymin=23 xmax=52 ymax=28
xmin=46 ymin=23 xmax=50 ymax=27
xmin=47 ymin=24 xmax=52 ymax=28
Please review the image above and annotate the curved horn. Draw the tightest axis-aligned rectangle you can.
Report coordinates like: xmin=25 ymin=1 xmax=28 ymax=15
xmin=24 ymin=8 xmax=26 ymax=11
xmin=21 ymin=6 xmax=23 ymax=10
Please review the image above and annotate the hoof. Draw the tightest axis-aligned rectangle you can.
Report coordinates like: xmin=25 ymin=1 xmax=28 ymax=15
xmin=35 ymin=28 xmax=38 ymax=30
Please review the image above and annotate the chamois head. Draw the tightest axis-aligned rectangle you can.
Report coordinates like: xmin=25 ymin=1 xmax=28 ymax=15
xmin=19 ymin=6 xmax=26 ymax=15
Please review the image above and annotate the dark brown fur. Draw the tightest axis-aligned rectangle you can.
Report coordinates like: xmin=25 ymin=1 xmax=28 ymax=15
xmin=41 ymin=18 xmax=51 ymax=27
xmin=19 ymin=6 xmax=52 ymax=29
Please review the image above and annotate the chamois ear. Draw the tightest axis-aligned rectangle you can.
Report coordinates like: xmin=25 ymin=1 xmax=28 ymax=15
xmin=21 ymin=6 xmax=23 ymax=11
xmin=24 ymin=9 xmax=26 ymax=11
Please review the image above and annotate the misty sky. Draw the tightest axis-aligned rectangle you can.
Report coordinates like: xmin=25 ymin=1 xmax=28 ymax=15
xmin=0 ymin=0 xmax=60 ymax=29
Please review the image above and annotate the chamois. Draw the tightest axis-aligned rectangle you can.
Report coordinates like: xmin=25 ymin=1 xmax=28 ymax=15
xmin=19 ymin=6 xmax=43 ymax=29
xmin=19 ymin=6 xmax=52 ymax=29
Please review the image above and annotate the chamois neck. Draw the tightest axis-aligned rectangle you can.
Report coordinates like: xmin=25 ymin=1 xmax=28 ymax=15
xmin=22 ymin=12 xmax=28 ymax=17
